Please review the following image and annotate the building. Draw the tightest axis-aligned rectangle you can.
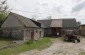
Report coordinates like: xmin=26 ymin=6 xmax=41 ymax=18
xmin=50 ymin=19 xmax=62 ymax=36
xmin=38 ymin=18 xmax=79 ymax=37
xmin=38 ymin=19 xmax=52 ymax=36
xmin=1 ymin=12 xmax=44 ymax=41
xmin=80 ymin=24 xmax=85 ymax=36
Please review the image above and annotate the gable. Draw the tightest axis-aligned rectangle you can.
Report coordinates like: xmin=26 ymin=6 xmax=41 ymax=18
xmin=1 ymin=13 xmax=23 ymax=28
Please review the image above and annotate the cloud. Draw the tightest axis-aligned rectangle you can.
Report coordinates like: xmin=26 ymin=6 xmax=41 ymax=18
xmin=41 ymin=3 xmax=48 ymax=6
xmin=7 ymin=0 xmax=85 ymax=24
xmin=72 ymin=1 xmax=85 ymax=13
xmin=53 ymin=6 xmax=63 ymax=14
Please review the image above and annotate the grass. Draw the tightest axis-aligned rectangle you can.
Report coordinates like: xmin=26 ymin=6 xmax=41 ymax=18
xmin=79 ymin=51 xmax=85 ymax=55
xmin=79 ymin=52 xmax=85 ymax=55
xmin=0 ymin=38 xmax=13 ymax=48
xmin=0 ymin=37 xmax=52 ymax=55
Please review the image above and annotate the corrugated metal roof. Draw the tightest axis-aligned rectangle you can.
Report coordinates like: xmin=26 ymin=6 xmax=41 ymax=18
xmin=62 ymin=18 xmax=78 ymax=27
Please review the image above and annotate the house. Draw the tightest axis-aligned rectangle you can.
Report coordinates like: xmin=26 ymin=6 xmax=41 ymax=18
xmin=80 ymin=24 xmax=85 ymax=36
xmin=1 ymin=12 xmax=44 ymax=41
xmin=38 ymin=18 xmax=79 ymax=37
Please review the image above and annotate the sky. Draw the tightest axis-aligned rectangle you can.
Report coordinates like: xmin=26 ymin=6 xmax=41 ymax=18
xmin=7 ymin=0 xmax=85 ymax=24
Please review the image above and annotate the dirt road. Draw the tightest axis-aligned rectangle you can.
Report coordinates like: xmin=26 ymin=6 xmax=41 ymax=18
xmin=19 ymin=36 xmax=85 ymax=55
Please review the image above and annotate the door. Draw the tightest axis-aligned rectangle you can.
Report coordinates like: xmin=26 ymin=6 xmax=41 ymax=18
xmin=31 ymin=32 xmax=34 ymax=40
xmin=40 ymin=31 xmax=41 ymax=38
xmin=52 ymin=28 xmax=56 ymax=36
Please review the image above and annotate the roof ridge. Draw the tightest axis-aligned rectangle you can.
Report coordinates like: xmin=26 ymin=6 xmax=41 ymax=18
xmin=10 ymin=12 xmax=26 ymax=27
xmin=10 ymin=12 xmax=38 ymax=28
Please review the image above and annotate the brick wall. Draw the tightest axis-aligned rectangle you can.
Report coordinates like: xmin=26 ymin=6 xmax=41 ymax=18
xmin=2 ymin=29 xmax=24 ymax=40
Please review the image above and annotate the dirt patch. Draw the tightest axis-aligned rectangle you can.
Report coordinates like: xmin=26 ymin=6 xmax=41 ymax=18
xmin=19 ymin=36 xmax=85 ymax=55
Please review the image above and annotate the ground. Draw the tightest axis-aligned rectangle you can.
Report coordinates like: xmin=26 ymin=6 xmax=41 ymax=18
xmin=19 ymin=36 xmax=85 ymax=55
xmin=0 ymin=38 xmax=12 ymax=49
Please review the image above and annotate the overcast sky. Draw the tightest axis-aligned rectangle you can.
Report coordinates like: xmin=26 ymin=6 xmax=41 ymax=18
xmin=7 ymin=0 xmax=85 ymax=24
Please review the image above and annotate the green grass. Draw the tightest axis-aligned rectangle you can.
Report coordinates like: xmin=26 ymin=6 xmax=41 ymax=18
xmin=0 ymin=37 xmax=52 ymax=55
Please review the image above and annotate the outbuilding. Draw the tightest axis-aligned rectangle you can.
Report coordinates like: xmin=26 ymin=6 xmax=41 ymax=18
xmin=1 ymin=12 xmax=44 ymax=41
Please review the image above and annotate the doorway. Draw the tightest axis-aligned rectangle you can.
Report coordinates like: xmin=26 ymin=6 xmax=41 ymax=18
xmin=31 ymin=32 xmax=34 ymax=40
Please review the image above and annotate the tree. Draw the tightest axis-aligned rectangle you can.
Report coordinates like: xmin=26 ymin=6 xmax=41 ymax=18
xmin=0 ymin=0 xmax=8 ymax=27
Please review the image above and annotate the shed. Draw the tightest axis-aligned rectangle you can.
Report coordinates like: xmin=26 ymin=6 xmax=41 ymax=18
xmin=1 ymin=12 xmax=44 ymax=41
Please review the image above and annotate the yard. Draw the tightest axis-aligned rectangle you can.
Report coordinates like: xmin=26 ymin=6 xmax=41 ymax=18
xmin=19 ymin=36 xmax=85 ymax=55
xmin=0 ymin=37 xmax=52 ymax=55
xmin=0 ymin=38 xmax=13 ymax=49
xmin=0 ymin=36 xmax=85 ymax=55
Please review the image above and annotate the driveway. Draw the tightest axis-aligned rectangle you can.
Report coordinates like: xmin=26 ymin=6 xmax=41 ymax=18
xmin=19 ymin=36 xmax=85 ymax=55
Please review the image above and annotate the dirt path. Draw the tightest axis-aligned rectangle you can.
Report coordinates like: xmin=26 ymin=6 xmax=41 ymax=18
xmin=19 ymin=36 xmax=85 ymax=55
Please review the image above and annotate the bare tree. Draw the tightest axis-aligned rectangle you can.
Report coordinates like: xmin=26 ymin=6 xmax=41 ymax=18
xmin=0 ymin=0 xmax=8 ymax=27
xmin=0 ymin=0 xmax=8 ymax=13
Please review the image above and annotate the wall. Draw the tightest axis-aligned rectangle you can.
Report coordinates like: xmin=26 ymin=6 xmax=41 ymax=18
xmin=24 ymin=28 xmax=44 ymax=41
xmin=80 ymin=25 xmax=85 ymax=36
xmin=80 ymin=25 xmax=85 ymax=30
xmin=24 ymin=28 xmax=31 ymax=41
xmin=80 ymin=30 xmax=85 ymax=36
xmin=2 ymin=28 xmax=24 ymax=40
xmin=1 ymin=28 xmax=44 ymax=41
xmin=44 ymin=28 xmax=52 ymax=36
xmin=33 ymin=28 xmax=44 ymax=40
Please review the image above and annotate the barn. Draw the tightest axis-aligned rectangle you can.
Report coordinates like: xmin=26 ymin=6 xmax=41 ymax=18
xmin=1 ymin=12 xmax=44 ymax=41
xmin=38 ymin=18 xmax=79 ymax=37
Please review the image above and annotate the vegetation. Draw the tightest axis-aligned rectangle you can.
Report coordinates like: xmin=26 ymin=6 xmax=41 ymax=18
xmin=0 ymin=37 xmax=52 ymax=55
xmin=0 ymin=0 xmax=8 ymax=27
xmin=79 ymin=52 xmax=85 ymax=55
xmin=79 ymin=51 xmax=85 ymax=55
xmin=0 ymin=38 xmax=12 ymax=48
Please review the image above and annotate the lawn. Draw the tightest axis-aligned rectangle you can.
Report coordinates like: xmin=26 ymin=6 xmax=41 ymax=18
xmin=0 ymin=37 xmax=52 ymax=55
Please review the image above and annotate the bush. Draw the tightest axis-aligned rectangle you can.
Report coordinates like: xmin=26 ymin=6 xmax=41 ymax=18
xmin=25 ymin=40 xmax=34 ymax=44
